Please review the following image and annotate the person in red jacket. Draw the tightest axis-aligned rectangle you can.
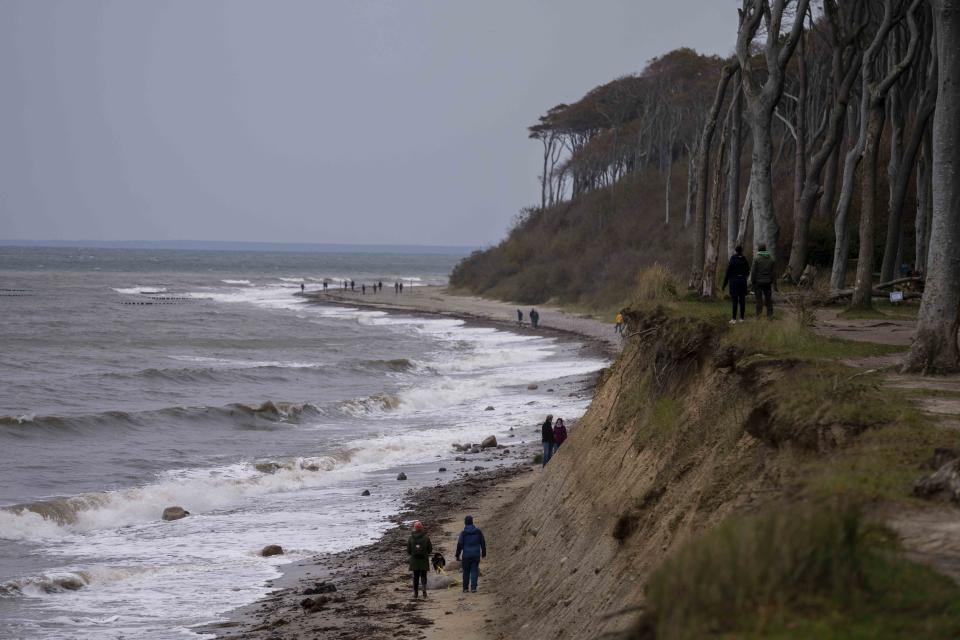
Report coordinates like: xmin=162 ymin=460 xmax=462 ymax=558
xmin=552 ymin=418 xmax=568 ymax=450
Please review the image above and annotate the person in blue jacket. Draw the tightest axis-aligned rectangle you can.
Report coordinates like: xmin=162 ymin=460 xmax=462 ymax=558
xmin=455 ymin=515 xmax=486 ymax=593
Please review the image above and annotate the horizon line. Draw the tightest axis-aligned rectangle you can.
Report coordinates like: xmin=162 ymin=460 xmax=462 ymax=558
xmin=0 ymin=239 xmax=481 ymax=255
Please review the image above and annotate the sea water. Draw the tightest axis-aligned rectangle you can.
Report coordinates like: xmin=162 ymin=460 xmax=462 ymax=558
xmin=0 ymin=247 xmax=606 ymax=639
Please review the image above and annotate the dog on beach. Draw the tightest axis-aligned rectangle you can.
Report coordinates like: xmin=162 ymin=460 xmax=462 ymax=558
xmin=431 ymin=552 xmax=446 ymax=573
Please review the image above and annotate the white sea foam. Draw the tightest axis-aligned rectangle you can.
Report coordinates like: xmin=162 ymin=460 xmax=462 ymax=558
xmin=112 ymin=286 xmax=168 ymax=295
xmin=220 ymin=279 xmax=252 ymax=285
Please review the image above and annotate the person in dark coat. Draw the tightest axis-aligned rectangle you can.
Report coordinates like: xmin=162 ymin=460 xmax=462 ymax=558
xmin=721 ymin=245 xmax=751 ymax=324
xmin=455 ymin=515 xmax=486 ymax=593
xmin=541 ymin=414 xmax=555 ymax=466
xmin=407 ymin=520 xmax=433 ymax=599
xmin=751 ymin=243 xmax=775 ymax=318
xmin=552 ymin=418 xmax=568 ymax=451
xmin=517 ymin=309 xmax=524 ymax=326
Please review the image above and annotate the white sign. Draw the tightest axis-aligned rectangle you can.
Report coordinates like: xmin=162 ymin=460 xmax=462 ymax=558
xmin=890 ymin=291 xmax=904 ymax=302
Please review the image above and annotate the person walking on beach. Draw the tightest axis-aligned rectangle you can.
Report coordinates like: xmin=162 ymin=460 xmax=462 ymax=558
xmin=362 ymin=283 xmax=366 ymax=294
xmin=455 ymin=515 xmax=486 ymax=594
xmin=350 ymin=280 xmax=355 ymax=292
xmin=614 ymin=312 xmax=624 ymax=335
xmin=722 ymin=245 xmax=750 ymax=324
xmin=552 ymin=417 xmax=568 ymax=451
xmin=517 ymin=309 xmax=524 ymax=326
xmin=300 ymin=283 xmax=305 ymax=293
xmin=751 ymin=243 xmax=775 ymax=319
xmin=541 ymin=414 xmax=555 ymax=466
xmin=399 ymin=282 xmax=404 ymax=294
xmin=407 ymin=520 xmax=433 ymax=599
xmin=530 ymin=308 xmax=539 ymax=328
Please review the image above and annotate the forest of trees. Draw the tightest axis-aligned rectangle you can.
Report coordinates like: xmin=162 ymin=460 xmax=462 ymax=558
xmin=460 ymin=0 xmax=959 ymax=374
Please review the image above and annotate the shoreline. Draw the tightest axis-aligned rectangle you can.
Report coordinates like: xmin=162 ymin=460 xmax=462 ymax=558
xmin=204 ymin=287 xmax=610 ymax=639
xmin=299 ymin=285 xmax=622 ymax=359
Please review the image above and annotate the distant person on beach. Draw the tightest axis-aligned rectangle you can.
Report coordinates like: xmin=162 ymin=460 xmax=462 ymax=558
xmin=722 ymin=245 xmax=750 ymax=324
xmin=541 ymin=414 xmax=555 ymax=466
xmin=399 ymin=282 xmax=404 ymax=294
xmin=362 ymin=284 xmax=366 ymax=294
xmin=323 ymin=281 xmax=328 ymax=291
xmin=530 ymin=308 xmax=539 ymax=328
xmin=517 ymin=309 xmax=524 ymax=326
xmin=394 ymin=281 xmax=399 ymax=294
xmin=751 ymin=243 xmax=775 ymax=319
xmin=350 ymin=280 xmax=355 ymax=292
xmin=455 ymin=515 xmax=486 ymax=594
xmin=300 ymin=283 xmax=304 ymax=293
xmin=407 ymin=520 xmax=433 ymax=599
xmin=614 ymin=312 xmax=624 ymax=335
xmin=378 ymin=281 xmax=383 ymax=292
xmin=553 ymin=418 xmax=568 ymax=451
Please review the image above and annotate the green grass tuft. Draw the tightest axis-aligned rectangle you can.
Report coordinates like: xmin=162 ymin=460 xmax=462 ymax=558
xmin=640 ymin=503 xmax=960 ymax=640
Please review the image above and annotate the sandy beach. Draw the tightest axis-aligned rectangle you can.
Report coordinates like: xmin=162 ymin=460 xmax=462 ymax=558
xmin=203 ymin=287 xmax=614 ymax=639
xmin=301 ymin=285 xmax=622 ymax=358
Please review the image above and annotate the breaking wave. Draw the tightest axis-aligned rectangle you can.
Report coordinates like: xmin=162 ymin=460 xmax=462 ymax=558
xmin=0 ymin=400 xmax=324 ymax=438
xmin=0 ymin=451 xmax=356 ymax=541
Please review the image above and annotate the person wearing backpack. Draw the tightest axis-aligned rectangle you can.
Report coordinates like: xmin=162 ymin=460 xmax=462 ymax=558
xmin=455 ymin=515 xmax=486 ymax=593
xmin=407 ymin=520 xmax=433 ymax=599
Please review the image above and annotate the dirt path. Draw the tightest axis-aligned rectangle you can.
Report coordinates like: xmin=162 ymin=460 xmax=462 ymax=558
xmin=813 ymin=309 xmax=960 ymax=583
xmin=302 ymin=286 xmax=622 ymax=357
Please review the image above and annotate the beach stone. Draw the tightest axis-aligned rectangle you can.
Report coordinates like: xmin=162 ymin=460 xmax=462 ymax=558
xmin=303 ymin=581 xmax=337 ymax=595
xmin=255 ymin=462 xmax=283 ymax=474
xmin=474 ymin=465 xmax=485 ymax=471
xmin=470 ymin=447 xmax=481 ymax=454
xmin=162 ymin=506 xmax=189 ymax=521
xmin=547 ymin=388 xmax=554 ymax=393
xmin=438 ymin=467 xmax=447 ymax=473
xmin=261 ymin=545 xmax=284 ymax=557
xmin=361 ymin=489 xmax=371 ymax=496
xmin=485 ymin=406 xmax=495 ymax=411
xmin=480 ymin=436 xmax=497 ymax=448
xmin=527 ymin=384 xmax=538 ymax=390
xmin=397 ymin=472 xmax=408 ymax=481
xmin=455 ymin=456 xmax=467 ymax=461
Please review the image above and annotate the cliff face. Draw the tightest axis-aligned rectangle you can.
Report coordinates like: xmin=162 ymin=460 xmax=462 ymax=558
xmin=490 ymin=309 xmax=796 ymax=638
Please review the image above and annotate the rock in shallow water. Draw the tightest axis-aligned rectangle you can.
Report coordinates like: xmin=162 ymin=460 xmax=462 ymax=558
xmin=361 ymin=489 xmax=371 ymax=496
xmin=261 ymin=545 xmax=283 ymax=557
xmin=481 ymin=436 xmax=497 ymax=448
xmin=397 ymin=472 xmax=408 ymax=481
xmin=162 ymin=506 xmax=189 ymax=521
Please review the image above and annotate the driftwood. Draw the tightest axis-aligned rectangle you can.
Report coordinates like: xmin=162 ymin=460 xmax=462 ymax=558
xmin=826 ymin=289 xmax=922 ymax=303
xmin=873 ymin=275 xmax=924 ymax=289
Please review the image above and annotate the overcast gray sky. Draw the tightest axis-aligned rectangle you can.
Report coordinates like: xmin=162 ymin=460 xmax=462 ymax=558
xmin=0 ymin=1 xmax=738 ymax=247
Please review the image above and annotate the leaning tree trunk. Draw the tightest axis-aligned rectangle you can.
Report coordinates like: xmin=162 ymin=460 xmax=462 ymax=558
xmin=851 ymin=105 xmax=886 ymax=308
xmin=726 ymin=83 xmax=742 ymax=257
xmin=881 ymin=45 xmax=937 ymax=282
xmin=702 ymin=111 xmax=731 ymax=298
xmin=904 ymin=0 xmax=960 ymax=373
xmin=691 ymin=64 xmax=738 ymax=288
xmin=915 ymin=129 xmax=932 ymax=273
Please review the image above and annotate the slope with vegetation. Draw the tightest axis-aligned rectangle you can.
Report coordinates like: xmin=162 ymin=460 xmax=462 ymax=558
xmin=487 ymin=268 xmax=960 ymax=639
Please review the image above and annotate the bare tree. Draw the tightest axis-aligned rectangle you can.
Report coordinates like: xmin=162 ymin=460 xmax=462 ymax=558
xmin=735 ymin=0 xmax=811 ymax=263
xmin=879 ymin=16 xmax=937 ymax=282
xmin=702 ymin=103 xmax=733 ymax=297
xmin=726 ymin=79 xmax=744 ymax=256
xmin=690 ymin=63 xmax=738 ymax=287
xmin=850 ymin=0 xmax=923 ymax=309
xmin=786 ymin=0 xmax=865 ymax=281
xmin=904 ymin=0 xmax=960 ymax=372
xmin=914 ymin=127 xmax=933 ymax=272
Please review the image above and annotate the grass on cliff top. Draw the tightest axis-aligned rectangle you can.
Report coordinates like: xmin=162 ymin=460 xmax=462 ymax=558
xmin=626 ymin=266 xmax=905 ymax=361
xmin=639 ymin=503 xmax=960 ymax=640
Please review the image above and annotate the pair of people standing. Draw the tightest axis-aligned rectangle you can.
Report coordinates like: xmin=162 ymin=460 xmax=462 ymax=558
xmin=540 ymin=415 xmax=568 ymax=467
xmin=721 ymin=243 xmax=775 ymax=323
xmin=406 ymin=516 xmax=486 ymax=598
